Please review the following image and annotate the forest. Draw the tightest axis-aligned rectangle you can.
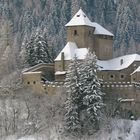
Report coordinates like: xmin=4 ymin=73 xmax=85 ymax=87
xmin=0 ymin=0 xmax=140 ymax=139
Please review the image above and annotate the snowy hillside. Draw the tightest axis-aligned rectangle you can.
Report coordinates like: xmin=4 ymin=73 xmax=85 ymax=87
xmin=0 ymin=1 xmax=139 ymax=139
xmin=0 ymin=0 xmax=139 ymax=77
xmin=2 ymin=120 xmax=140 ymax=140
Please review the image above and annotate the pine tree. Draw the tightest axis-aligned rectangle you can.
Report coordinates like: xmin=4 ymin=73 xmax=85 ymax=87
xmin=65 ymin=52 xmax=105 ymax=133
xmin=65 ymin=57 xmax=82 ymax=132
xmin=71 ymin=0 xmax=80 ymax=17
xmin=80 ymin=52 xmax=105 ymax=129
xmin=25 ymin=29 xmax=53 ymax=66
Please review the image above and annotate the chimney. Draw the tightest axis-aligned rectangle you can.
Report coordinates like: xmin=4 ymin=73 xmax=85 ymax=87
xmin=120 ymin=59 xmax=123 ymax=65
xmin=61 ymin=52 xmax=65 ymax=71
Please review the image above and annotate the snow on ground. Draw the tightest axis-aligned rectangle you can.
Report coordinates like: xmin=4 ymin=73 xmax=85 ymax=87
xmin=126 ymin=120 xmax=140 ymax=140
xmin=2 ymin=120 xmax=140 ymax=140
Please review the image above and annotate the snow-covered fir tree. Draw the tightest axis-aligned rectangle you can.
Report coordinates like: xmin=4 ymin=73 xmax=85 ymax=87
xmin=80 ymin=52 xmax=105 ymax=130
xmin=65 ymin=57 xmax=82 ymax=133
xmin=25 ymin=29 xmax=53 ymax=66
xmin=65 ymin=52 xmax=105 ymax=133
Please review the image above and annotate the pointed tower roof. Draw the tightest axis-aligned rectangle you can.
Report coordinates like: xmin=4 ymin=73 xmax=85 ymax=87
xmin=65 ymin=9 xmax=93 ymax=27
xmin=65 ymin=9 xmax=114 ymax=36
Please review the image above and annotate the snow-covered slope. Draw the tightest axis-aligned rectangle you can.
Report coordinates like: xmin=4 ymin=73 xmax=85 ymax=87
xmin=3 ymin=120 xmax=140 ymax=140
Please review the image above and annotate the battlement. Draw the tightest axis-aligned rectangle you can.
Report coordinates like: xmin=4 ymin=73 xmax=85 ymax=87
xmin=101 ymin=81 xmax=133 ymax=88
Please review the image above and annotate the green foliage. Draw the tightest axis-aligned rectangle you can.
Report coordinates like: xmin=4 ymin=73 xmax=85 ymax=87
xmin=65 ymin=57 xmax=82 ymax=132
xmin=25 ymin=29 xmax=54 ymax=66
xmin=81 ymin=52 xmax=105 ymax=130
xmin=13 ymin=0 xmax=23 ymax=8
xmin=65 ymin=53 xmax=105 ymax=134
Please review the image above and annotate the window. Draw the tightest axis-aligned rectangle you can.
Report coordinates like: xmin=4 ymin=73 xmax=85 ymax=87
xmin=33 ymin=81 xmax=36 ymax=84
xmin=74 ymin=30 xmax=77 ymax=36
xmin=101 ymin=75 xmax=104 ymax=79
xmin=27 ymin=81 xmax=30 ymax=84
xmin=110 ymin=75 xmax=114 ymax=78
xmin=109 ymin=74 xmax=115 ymax=80
xmin=88 ymin=31 xmax=91 ymax=36
xmin=120 ymin=74 xmax=125 ymax=79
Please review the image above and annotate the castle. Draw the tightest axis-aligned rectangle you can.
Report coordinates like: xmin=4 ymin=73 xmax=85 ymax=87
xmin=22 ymin=9 xmax=140 ymax=117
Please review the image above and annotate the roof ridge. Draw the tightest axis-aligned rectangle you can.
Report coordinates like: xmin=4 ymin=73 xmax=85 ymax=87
xmin=65 ymin=9 xmax=114 ymax=36
xmin=65 ymin=9 xmax=93 ymax=27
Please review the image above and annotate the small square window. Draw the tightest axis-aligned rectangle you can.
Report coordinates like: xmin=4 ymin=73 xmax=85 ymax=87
xmin=33 ymin=81 xmax=36 ymax=84
xmin=120 ymin=74 xmax=125 ymax=79
xmin=133 ymin=78 xmax=136 ymax=81
xmin=27 ymin=82 xmax=30 ymax=84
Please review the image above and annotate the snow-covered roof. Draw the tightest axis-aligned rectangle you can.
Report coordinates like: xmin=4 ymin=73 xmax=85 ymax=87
xmin=22 ymin=63 xmax=54 ymax=73
xmin=98 ymin=54 xmax=140 ymax=71
xmin=55 ymin=42 xmax=140 ymax=71
xmin=118 ymin=98 xmax=135 ymax=102
xmin=23 ymin=71 xmax=42 ymax=75
xmin=66 ymin=9 xmax=93 ymax=27
xmin=66 ymin=9 xmax=113 ymax=36
xmin=55 ymin=42 xmax=88 ymax=61
xmin=55 ymin=71 xmax=66 ymax=75
xmin=131 ymin=66 xmax=140 ymax=75
xmin=92 ymin=22 xmax=114 ymax=36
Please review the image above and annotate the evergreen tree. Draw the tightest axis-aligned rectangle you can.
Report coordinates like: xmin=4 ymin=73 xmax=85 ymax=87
xmin=65 ymin=57 xmax=82 ymax=132
xmin=25 ymin=29 xmax=53 ymax=66
xmin=80 ymin=52 xmax=105 ymax=129
xmin=65 ymin=52 xmax=105 ymax=133
xmin=71 ymin=0 xmax=80 ymax=17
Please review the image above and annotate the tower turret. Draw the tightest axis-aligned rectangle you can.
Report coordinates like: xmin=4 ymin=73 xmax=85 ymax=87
xmin=65 ymin=9 xmax=95 ymax=49
xmin=65 ymin=9 xmax=114 ymax=60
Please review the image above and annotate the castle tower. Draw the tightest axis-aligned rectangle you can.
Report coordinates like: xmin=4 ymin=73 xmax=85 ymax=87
xmin=65 ymin=9 xmax=114 ymax=60
xmin=65 ymin=9 xmax=95 ymax=50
